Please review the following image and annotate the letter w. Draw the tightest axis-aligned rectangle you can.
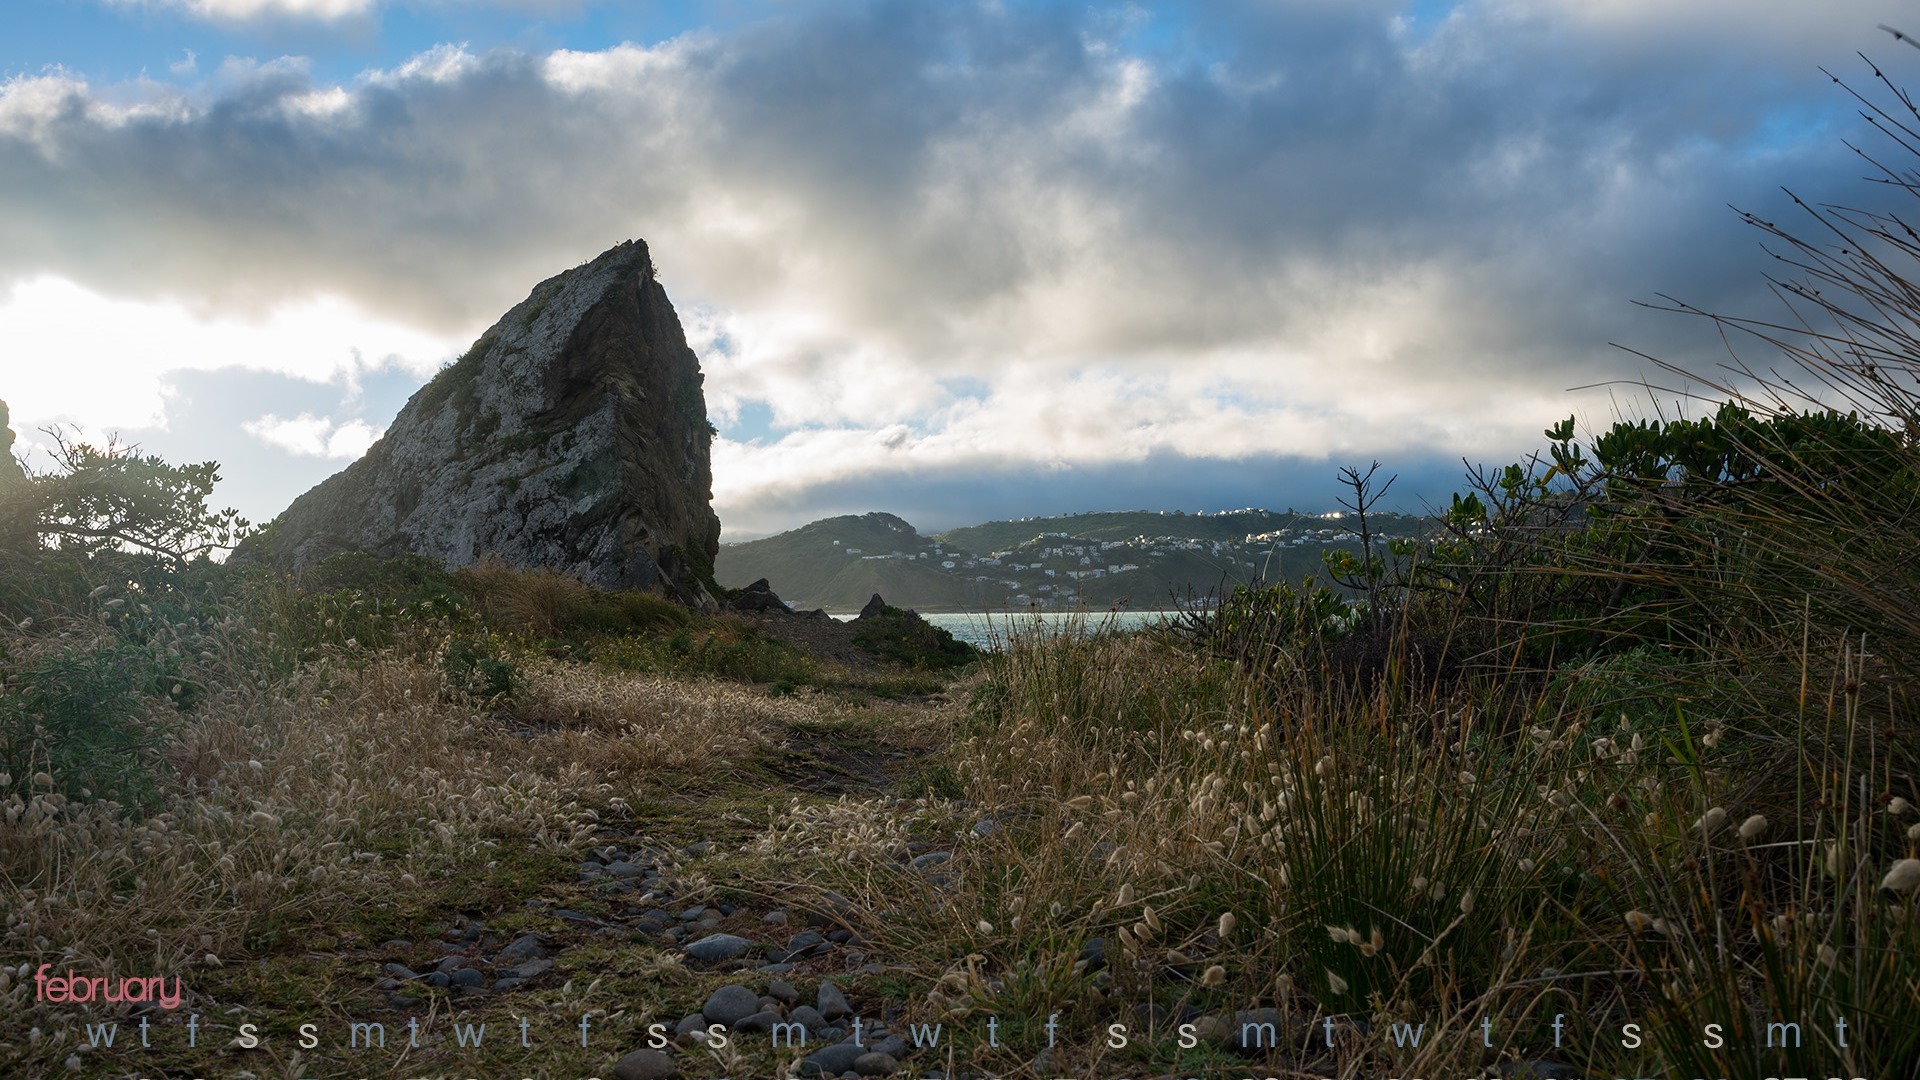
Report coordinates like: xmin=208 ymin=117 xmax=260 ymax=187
xmin=453 ymin=1021 xmax=486 ymax=1047
xmin=1389 ymin=1021 xmax=1425 ymax=1047
xmin=908 ymin=1022 xmax=943 ymax=1048
xmin=83 ymin=1022 xmax=117 ymax=1047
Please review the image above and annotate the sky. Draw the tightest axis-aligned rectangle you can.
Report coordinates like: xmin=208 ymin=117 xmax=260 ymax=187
xmin=2 ymin=0 xmax=1916 ymax=540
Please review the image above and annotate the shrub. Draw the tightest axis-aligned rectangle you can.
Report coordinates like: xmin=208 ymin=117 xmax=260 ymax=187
xmin=440 ymin=636 xmax=517 ymax=702
xmin=0 ymin=640 xmax=177 ymax=809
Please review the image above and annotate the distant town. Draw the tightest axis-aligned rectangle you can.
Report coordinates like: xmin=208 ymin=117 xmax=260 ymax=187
xmin=715 ymin=507 xmax=1436 ymax=613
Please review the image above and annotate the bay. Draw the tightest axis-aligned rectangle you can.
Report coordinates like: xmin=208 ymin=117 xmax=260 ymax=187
xmin=830 ymin=609 xmax=1187 ymax=651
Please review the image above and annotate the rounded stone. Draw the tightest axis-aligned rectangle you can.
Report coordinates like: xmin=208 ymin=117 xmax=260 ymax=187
xmin=682 ymin=933 xmax=752 ymax=963
xmin=702 ymin=984 xmax=762 ymax=1026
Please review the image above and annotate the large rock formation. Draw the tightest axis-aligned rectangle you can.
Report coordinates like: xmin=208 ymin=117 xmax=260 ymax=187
xmin=241 ymin=240 xmax=723 ymax=607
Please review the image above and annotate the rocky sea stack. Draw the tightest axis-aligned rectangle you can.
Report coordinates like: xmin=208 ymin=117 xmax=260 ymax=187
xmin=239 ymin=240 xmax=723 ymax=608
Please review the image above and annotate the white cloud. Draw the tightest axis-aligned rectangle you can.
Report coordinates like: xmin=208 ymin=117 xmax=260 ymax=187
xmin=242 ymin=413 xmax=382 ymax=458
xmin=0 ymin=276 xmax=462 ymax=434
xmin=110 ymin=0 xmax=378 ymax=21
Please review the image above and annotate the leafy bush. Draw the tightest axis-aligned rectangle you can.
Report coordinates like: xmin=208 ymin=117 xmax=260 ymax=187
xmin=440 ymin=636 xmax=518 ymax=702
xmin=0 ymin=641 xmax=177 ymax=809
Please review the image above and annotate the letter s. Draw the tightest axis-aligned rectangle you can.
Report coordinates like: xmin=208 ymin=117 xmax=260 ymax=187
xmin=1621 ymin=1022 xmax=1641 ymax=1049
xmin=299 ymin=1022 xmax=319 ymax=1049
xmin=1177 ymin=1022 xmax=1198 ymax=1049
xmin=1106 ymin=1022 xmax=1127 ymax=1049
xmin=1703 ymin=1022 xmax=1723 ymax=1049
xmin=647 ymin=1022 xmax=669 ymax=1049
xmin=237 ymin=1023 xmax=259 ymax=1049
xmin=705 ymin=1022 xmax=729 ymax=1050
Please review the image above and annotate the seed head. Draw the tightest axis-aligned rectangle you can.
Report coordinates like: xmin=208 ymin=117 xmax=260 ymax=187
xmin=1325 ymin=970 xmax=1348 ymax=996
xmin=1737 ymin=814 xmax=1768 ymax=841
xmin=1879 ymin=858 xmax=1920 ymax=895
xmin=1200 ymin=964 xmax=1226 ymax=988
xmin=1695 ymin=807 xmax=1729 ymax=836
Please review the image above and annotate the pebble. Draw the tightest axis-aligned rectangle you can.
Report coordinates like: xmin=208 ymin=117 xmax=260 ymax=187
xmin=685 ymin=841 xmax=712 ymax=856
xmin=449 ymin=968 xmax=486 ymax=988
xmin=773 ymin=929 xmax=827 ymax=962
xmin=763 ymin=909 xmax=790 ymax=925
xmin=381 ymin=963 xmax=419 ymax=980
xmin=909 ymin=851 xmax=951 ymax=871
xmin=869 ymin=1035 xmax=907 ymax=1058
xmin=787 ymin=1005 xmax=827 ymax=1031
xmin=683 ymin=933 xmax=753 ymax=963
xmin=612 ymin=1047 xmax=677 ymax=1080
xmin=767 ymin=978 xmax=799 ymax=1005
xmin=853 ymin=1051 xmax=900 ymax=1076
xmin=678 ymin=906 xmax=707 ymax=921
xmin=817 ymin=981 xmax=852 ymax=1020
xmin=703 ymin=985 xmax=762 ymax=1026
xmin=800 ymin=1043 xmax=865 ymax=1077
xmin=492 ymin=934 xmax=546 ymax=967
xmin=505 ymin=958 xmax=552 ymax=981
xmin=732 ymin=1010 xmax=782 ymax=1033
xmin=673 ymin=1014 xmax=707 ymax=1038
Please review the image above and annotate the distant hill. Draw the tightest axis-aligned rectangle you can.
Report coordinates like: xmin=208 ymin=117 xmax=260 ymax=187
xmin=715 ymin=508 xmax=1435 ymax=613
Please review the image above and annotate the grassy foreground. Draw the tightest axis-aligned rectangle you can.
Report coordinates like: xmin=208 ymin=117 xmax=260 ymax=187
xmin=1 ymin=499 xmax=1916 ymax=1080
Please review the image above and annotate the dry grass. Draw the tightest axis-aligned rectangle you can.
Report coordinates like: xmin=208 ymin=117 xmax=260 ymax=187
xmin=0 ymin=609 xmax=826 ymax=1077
xmin=512 ymin=656 xmax=813 ymax=771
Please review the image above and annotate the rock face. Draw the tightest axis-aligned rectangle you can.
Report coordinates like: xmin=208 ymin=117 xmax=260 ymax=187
xmin=241 ymin=241 xmax=723 ymax=607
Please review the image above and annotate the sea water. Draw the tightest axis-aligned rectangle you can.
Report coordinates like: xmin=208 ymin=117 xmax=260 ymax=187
xmin=832 ymin=609 xmax=1187 ymax=650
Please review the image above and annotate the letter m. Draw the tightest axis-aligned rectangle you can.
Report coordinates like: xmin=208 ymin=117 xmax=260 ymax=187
xmin=350 ymin=1021 xmax=387 ymax=1048
xmin=770 ymin=1022 xmax=808 ymax=1049
xmin=1765 ymin=1021 xmax=1801 ymax=1048
xmin=1238 ymin=1020 xmax=1279 ymax=1050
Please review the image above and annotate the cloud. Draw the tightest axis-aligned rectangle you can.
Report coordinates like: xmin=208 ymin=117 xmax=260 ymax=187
xmin=242 ymin=412 xmax=382 ymax=457
xmin=5 ymin=0 xmax=1914 ymax=534
xmin=109 ymin=0 xmax=378 ymax=21
xmin=0 ymin=276 xmax=461 ymax=433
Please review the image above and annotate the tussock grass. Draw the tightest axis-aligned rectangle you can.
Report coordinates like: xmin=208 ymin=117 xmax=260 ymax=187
xmin=786 ymin=611 xmax=1918 ymax=1076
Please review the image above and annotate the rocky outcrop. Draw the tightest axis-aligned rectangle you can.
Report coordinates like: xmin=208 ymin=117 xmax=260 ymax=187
xmin=240 ymin=241 xmax=723 ymax=607
xmin=728 ymin=578 xmax=790 ymax=613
